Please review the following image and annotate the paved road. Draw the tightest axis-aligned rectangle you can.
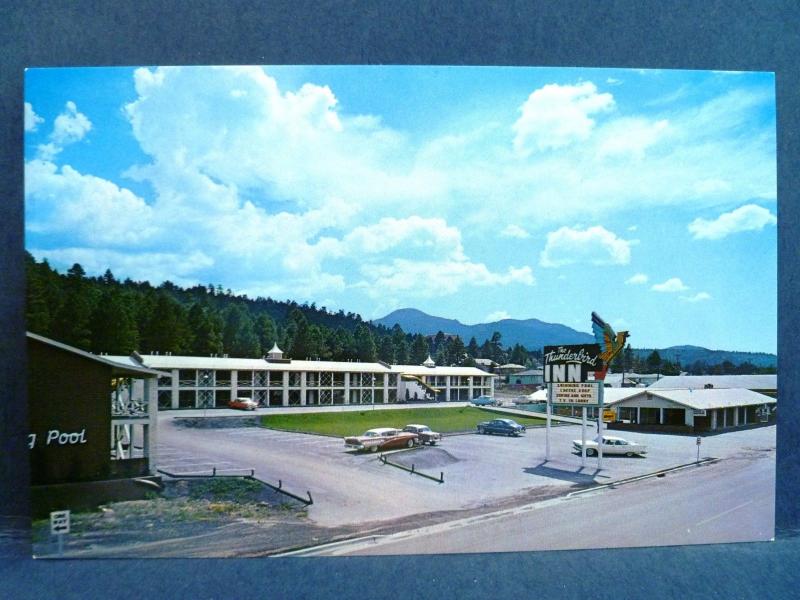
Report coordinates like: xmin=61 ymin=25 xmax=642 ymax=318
xmin=157 ymin=414 xmax=775 ymax=535
xmin=308 ymin=450 xmax=775 ymax=555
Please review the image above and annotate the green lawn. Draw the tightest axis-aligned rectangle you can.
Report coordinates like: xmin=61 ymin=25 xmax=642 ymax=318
xmin=260 ymin=407 xmax=545 ymax=437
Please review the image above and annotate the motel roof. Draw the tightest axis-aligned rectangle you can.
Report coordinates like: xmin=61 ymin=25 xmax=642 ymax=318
xmin=28 ymin=333 xmax=167 ymax=378
xmin=104 ymin=353 xmax=493 ymax=377
xmin=647 ymin=374 xmax=777 ymax=391
xmin=604 ymin=388 xmax=775 ymax=410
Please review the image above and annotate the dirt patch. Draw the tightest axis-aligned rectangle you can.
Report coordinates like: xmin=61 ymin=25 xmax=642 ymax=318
xmin=173 ymin=416 xmax=260 ymax=428
xmin=31 ymin=478 xmax=593 ymax=558
xmin=390 ymin=447 xmax=460 ymax=469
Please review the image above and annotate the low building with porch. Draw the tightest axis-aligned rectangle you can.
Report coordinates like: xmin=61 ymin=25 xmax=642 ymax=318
xmin=27 ymin=332 xmax=163 ymax=516
xmin=603 ymin=387 xmax=775 ymax=433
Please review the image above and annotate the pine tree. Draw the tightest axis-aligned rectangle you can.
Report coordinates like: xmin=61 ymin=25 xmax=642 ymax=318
xmin=354 ymin=324 xmax=377 ymax=362
xmin=254 ymin=314 xmax=277 ymax=353
xmin=377 ymin=335 xmax=395 ymax=363
xmin=90 ymin=289 xmax=139 ymax=354
xmin=410 ymin=334 xmax=428 ymax=364
xmin=391 ymin=325 xmax=408 ymax=364
xmin=467 ymin=336 xmax=479 ymax=360
xmin=52 ymin=263 xmax=94 ymax=350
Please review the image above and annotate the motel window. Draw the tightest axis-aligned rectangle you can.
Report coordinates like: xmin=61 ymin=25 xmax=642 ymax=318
xmin=198 ymin=370 xmax=214 ymax=387
xmin=253 ymin=371 xmax=268 ymax=387
xmin=179 ymin=369 xmax=196 ymax=387
xmin=215 ymin=370 xmax=231 ymax=386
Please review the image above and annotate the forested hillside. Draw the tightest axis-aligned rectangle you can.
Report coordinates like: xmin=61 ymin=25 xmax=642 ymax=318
xmin=24 ymin=253 xmax=539 ymax=367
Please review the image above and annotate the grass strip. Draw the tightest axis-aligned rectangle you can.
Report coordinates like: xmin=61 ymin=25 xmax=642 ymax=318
xmin=260 ymin=406 xmax=545 ymax=437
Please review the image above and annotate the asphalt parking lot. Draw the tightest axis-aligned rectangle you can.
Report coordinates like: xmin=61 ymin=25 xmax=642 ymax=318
xmin=157 ymin=414 xmax=776 ymax=528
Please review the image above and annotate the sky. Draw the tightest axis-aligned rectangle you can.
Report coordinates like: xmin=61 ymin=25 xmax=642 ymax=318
xmin=23 ymin=66 xmax=777 ymax=353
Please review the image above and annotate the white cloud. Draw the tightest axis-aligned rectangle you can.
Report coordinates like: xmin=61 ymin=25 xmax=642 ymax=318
xmin=625 ymin=273 xmax=648 ymax=285
xmin=340 ymin=216 xmax=465 ymax=260
xmin=627 ymin=225 xmax=638 ymax=232
xmin=29 ymin=247 xmax=213 ymax=287
xmin=540 ymin=225 xmax=632 ymax=267
xmin=680 ymin=292 xmax=711 ymax=302
xmin=651 ymin=277 xmax=689 ymax=293
xmin=512 ymin=82 xmax=614 ymax=155
xmin=25 ymin=102 xmax=43 ymax=132
xmin=25 ymin=160 xmax=157 ymax=246
xmin=606 ymin=78 xmax=622 ymax=86
xmin=361 ymin=260 xmax=534 ymax=298
xmin=486 ymin=310 xmax=511 ymax=322
xmin=37 ymin=101 xmax=92 ymax=160
xmin=500 ymin=224 xmax=530 ymax=239
xmin=688 ymin=204 xmax=777 ymax=240
xmin=596 ymin=117 xmax=669 ymax=160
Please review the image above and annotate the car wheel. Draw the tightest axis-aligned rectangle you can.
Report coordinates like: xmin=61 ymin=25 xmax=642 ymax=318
xmin=587 ymin=448 xmax=597 ymax=457
xmin=407 ymin=439 xmax=414 ymax=448
xmin=370 ymin=445 xmax=378 ymax=453
xmin=477 ymin=427 xmax=484 ymax=434
xmin=430 ymin=441 xmax=436 ymax=446
xmin=625 ymin=452 xmax=634 ymax=457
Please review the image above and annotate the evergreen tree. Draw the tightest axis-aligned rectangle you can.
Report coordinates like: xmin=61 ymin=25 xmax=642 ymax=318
xmin=222 ymin=304 xmax=260 ymax=357
xmin=254 ymin=314 xmax=277 ymax=353
xmin=188 ymin=303 xmax=223 ymax=355
xmin=646 ymin=350 xmax=662 ymax=374
xmin=377 ymin=335 xmax=395 ymax=363
xmin=410 ymin=334 xmax=428 ymax=364
xmin=391 ymin=325 xmax=408 ymax=364
xmin=52 ymin=263 xmax=94 ymax=350
xmin=90 ymin=288 xmax=139 ymax=354
xmin=143 ymin=293 xmax=191 ymax=354
xmin=467 ymin=336 xmax=479 ymax=360
xmin=25 ymin=253 xmax=54 ymax=335
xmin=354 ymin=324 xmax=377 ymax=362
xmin=448 ymin=335 xmax=466 ymax=366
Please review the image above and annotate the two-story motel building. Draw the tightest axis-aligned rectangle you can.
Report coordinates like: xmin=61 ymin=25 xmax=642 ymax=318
xmin=107 ymin=345 xmax=496 ymax=410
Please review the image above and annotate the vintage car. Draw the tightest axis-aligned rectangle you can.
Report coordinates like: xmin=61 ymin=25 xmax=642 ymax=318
xmin=476 ymin=418 xmax=526 ymax=436
xmin=471 ymin=395 xmax=498 ymax=406
xmin=572 ymin=435 xmax=648 ymax=457
xmin=403 ymin=424 xmax=442 ymax=445
xmin=344 ymin=428 xmax=418 ymax=452
xmin=228 ymin=397 xmax=258 ymax=411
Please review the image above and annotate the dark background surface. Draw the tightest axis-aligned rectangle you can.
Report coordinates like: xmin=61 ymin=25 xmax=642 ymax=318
xmin=2 ymin=1 xmax=799 ymax=597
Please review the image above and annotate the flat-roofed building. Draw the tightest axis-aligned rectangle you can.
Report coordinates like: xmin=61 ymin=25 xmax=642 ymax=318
xmin=106 ymin=346 xmax=496 ymax=410
xmin=604 ymin=387 xmax=775 ymax=432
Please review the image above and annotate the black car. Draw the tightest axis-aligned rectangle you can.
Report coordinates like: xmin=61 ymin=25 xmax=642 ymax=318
xmin=477 ymin=418 xmax=526 ymax=436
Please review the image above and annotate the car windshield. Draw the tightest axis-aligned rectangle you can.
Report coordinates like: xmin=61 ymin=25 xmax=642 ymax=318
xmin=363 ymin=431 xmax=378 ymax=437
xmin=418 ymin=426 xmax=430 ymax=432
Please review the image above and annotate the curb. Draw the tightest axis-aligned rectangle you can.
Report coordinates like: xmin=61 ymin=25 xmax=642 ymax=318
xmin=565 ymin=457 xmax=720 ymax=498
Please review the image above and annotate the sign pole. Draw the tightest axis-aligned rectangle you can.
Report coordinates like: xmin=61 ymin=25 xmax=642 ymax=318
xmin=545 ymin=383 xmax=551 ymax=461
xmin=581 ymin=406 xmax=587 ymax=467
xmin=696 ymin=436 xmax=701 ymax=463
xmin=597 ymin=383 xmax=604 ymax=470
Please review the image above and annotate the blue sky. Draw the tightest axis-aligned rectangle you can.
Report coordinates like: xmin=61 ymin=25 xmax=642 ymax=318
xmin=24 ymin=66 xmax=777 ymax=352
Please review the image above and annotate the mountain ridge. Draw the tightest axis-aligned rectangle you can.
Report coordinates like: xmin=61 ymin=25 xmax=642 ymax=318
xmin=374 ymin=308 xmax=777 ymax=367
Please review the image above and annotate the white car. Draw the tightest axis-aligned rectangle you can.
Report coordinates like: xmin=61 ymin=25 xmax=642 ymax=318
xmin=572 ymin=435 xmax=647 ymax=457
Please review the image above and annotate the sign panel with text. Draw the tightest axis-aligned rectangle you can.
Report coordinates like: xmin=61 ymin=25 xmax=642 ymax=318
xmin=550 ymin=382 xmax=602 ymax=405
xmin=543 ymin=344 xmax=603 ymax=383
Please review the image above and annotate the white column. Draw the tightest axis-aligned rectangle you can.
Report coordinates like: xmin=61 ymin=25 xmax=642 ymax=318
xmin=344 ymin=372 xmax=350 ymax=405
xmin=468 ymin=376 xmax=474 ymax=401
xmin=446 ymin=376 xmax=451 ymax=402
xmin=734 ymin=407 xmax=739 ymax=427
xmin=145 ymin=377 xmax=157 ymax=474
xmin=659 ymin=408 xmax=664 ymax=425
xmin=230 ymin=370 xmax=238 ymax=400
xmin=383 ymin=373 xmax=389 ymax=403
xmin=723 ymin=408 xmax=727 ymax=428
xmin=711 ymin=409 xmax=717 ymax=430
xmin=282 ymin=371 xmax=289 ymax=407
xmin=300 ymin=372 xmax=307 ymax=406
xmin=171 ymin=369 xmax=179 ymax=409
xmin=636 ymin=406 xmax=641 ymax=424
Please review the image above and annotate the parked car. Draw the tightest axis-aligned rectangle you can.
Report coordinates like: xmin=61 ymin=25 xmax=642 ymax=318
xmin=403 ymin=424 xmax=442 ymax=445
xmin=572 ymin=435 xmax=648 ymax=457
xmin=471 ymin=395 xmax=498 ymax=406
xmin=477 ymin=418 xmax=526 ymax=436
xmin=228 ymin=397 xmax=258 ymax=411
xmin=344 ymin=428 xmax=418 ymax=452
